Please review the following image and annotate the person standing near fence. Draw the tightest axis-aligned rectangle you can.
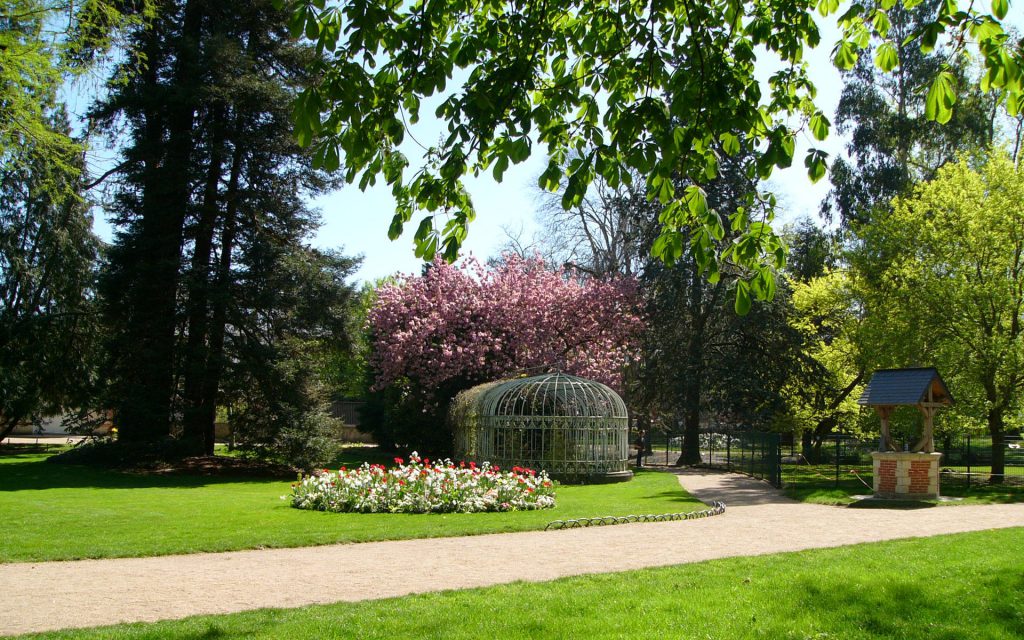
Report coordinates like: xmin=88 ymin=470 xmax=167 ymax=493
xmin=636 ymin=429 xmax=649 ymax=467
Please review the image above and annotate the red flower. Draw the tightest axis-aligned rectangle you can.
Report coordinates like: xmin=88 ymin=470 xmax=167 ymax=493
xmin=394 ymin=457 xmax=404 ymax=465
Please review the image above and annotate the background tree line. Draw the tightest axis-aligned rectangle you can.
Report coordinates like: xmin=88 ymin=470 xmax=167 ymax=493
xmin=3 ymin=0 xmax=1023 ymax=478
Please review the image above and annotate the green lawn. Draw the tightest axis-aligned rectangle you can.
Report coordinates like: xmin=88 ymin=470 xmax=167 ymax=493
xmin=782 ymin=464 xmax=1024 ymax=506
xmin=17 ymin=527 xmax=1024 ymax=639
xmin=0 ymin=448 xmax=702 ymax=563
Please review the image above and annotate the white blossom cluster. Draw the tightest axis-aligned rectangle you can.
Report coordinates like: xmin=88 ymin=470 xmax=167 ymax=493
xmin=286 ymin=452 xmax=556 ymax=513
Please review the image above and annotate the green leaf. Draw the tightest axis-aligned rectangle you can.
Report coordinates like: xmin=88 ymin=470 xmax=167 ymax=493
xmin=538 ymin=163 xmax=562 ymax=192
xmin=817 ymin=0 xmax=840 ymax=17
xmin=1008 ymin=91 xmax=1022 ymax=118
xmin=720 ymin=132 xmax=740 ymax=156
xmin=305 ymin=12 xmax=320 ymax=41
xmin=874 ymin=42 xmax=899 ymax=72
xmin=413 ymin=216 xmax=433 ymax=243
xmin=833 ymin=41 xmax=859 ymax=70
xmin=805 ymin=149 xmax=829 ymax=183
xmin=388 ymin=215 xmax=404 ymax=240
xmin=685 ymin=186 xmax=708 ymax=216
xmin=735 ymin=280 xmax=752 ymax=316
xmin=920 ymin=23 xmax=943 ymax=54
xmin=655 ymin=174 xmax=675 ymax=204
xmin=873 ymin=11 xmax=891 ymax=38
xmin=651 ymin=231 xmax=684 ymax=265
xmin=509 ymin=138 xmax=530 ymax=163
xmin=993 ymin=0 xmax=1008 ymax=19
xmin=925 ymin=71 xmax=957 ymax=124
xmin=491 ymin=155 xmax=509 ymax=182
xmin=295 ymin=125 xmax=311 ymax=148
xmin=809 ymin=112 xmax=830 ymax=141
xmin=323 ymin=144 xmax=340 ymax=172
xmin=768 ymin=133 xmax=795 ymax=169
xmin=288 ymin=7 xmax=306 ymax=39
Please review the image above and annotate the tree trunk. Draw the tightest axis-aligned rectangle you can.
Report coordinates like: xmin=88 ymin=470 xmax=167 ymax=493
xmin=800 ymin=430 xmax=815 ymax=464
xmin=989 ymin=412 xmax=1006 ymax=485
xmin=0 ymin=415 xmax=22 ymax=442
xmin=181 ymin=105 xmax=227 ymax=453
xmin=677 ymin=257 xmax=705 ymax=466
xmin=677 ymin=361 xmax=703 ymax=465
xmin=196 ymin=141 xmax=244 ymax=454
xmin=117 ymin=1 xmax=204 ymax=444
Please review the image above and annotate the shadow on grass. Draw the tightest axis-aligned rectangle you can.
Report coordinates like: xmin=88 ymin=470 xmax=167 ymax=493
xmin=0 ymin=445 xmax=401 ymax=493
xmin=0 ymin=454 xmax=286 ymax=492
xmin=939 ymin=483 xmax=1024 ymax=503
xmin=790 ymin=563 xmax=1024 ymax=639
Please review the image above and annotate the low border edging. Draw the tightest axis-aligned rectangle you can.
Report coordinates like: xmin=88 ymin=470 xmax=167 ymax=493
xmin=544 ymin=500 xmax=726 ymax=530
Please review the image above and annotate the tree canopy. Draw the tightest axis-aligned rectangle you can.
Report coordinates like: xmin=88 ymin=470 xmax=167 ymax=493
xmin=823 ymin=0 xmax=1002 ymax=228
xmin=285 ymin=0 xmax=1022 ymax=309
xmin=853 ymin=152 xmax=1024 ymax=480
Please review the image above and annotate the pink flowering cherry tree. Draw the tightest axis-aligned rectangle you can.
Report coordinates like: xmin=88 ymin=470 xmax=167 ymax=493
xmin=364 ymin=254 xmax=644 ymax=452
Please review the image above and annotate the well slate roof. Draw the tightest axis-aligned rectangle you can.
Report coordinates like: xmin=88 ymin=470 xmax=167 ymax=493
xmin=857 ymin=367 xmax=953 ymax=406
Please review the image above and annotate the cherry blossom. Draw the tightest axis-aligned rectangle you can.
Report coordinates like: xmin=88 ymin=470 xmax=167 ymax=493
xmin=368 ymin=254 xmax=644 ymax=396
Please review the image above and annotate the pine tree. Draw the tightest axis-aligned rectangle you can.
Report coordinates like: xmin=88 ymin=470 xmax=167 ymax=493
xmin=93 ymin=0 xmax=357 ymax=463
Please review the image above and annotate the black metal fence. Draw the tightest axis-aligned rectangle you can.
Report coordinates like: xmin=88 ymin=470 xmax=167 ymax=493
xmin=935 ymin=433 xmax=1024 ymax=487
xmin=795 ymin=433 xmax=1024 ymax=488
xmin=642 ymin=430 xmax=782 ymax=487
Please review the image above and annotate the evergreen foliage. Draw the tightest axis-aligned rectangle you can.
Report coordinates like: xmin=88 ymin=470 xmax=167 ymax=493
xmin=0 ymin=110 xmax=101 ymax=439
xmin=91 ymin=0 xmax=360 ymax=466
xmin=823 ymin=0 xmax=1002 ymax=228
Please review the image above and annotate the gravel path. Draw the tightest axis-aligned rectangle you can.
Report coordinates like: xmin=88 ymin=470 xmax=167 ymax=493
xmin=3 ymin=469 xmax=1023 ymax=636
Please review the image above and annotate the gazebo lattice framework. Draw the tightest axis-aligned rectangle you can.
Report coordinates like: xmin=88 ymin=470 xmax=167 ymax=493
xmin=458 ymin=373 xmax=632 ymax=483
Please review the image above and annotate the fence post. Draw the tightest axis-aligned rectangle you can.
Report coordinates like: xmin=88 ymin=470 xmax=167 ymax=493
xmin=749 ymin=436 xmax=755 ymax=478
xmin=966 ymin=433 xmax=971 ymax=489
xmin=777 ymin=435 xmax=783 ymax=487
xmin=835 ymin=435 xmax=841 ymax=489
xmin=726 ymin=433 xmax=731 ymax=470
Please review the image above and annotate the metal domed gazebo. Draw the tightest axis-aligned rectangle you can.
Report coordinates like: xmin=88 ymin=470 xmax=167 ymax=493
xmin=453 ymin=372 xmax=633 ymax=483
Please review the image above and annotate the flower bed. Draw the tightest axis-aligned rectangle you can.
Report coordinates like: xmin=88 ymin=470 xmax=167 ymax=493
xmin=287 ymin=452 xmax=556 ymax=513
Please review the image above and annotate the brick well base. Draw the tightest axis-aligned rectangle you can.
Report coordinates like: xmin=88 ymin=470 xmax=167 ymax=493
xmin=871 ymin=452 xmax=942 ymax=500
